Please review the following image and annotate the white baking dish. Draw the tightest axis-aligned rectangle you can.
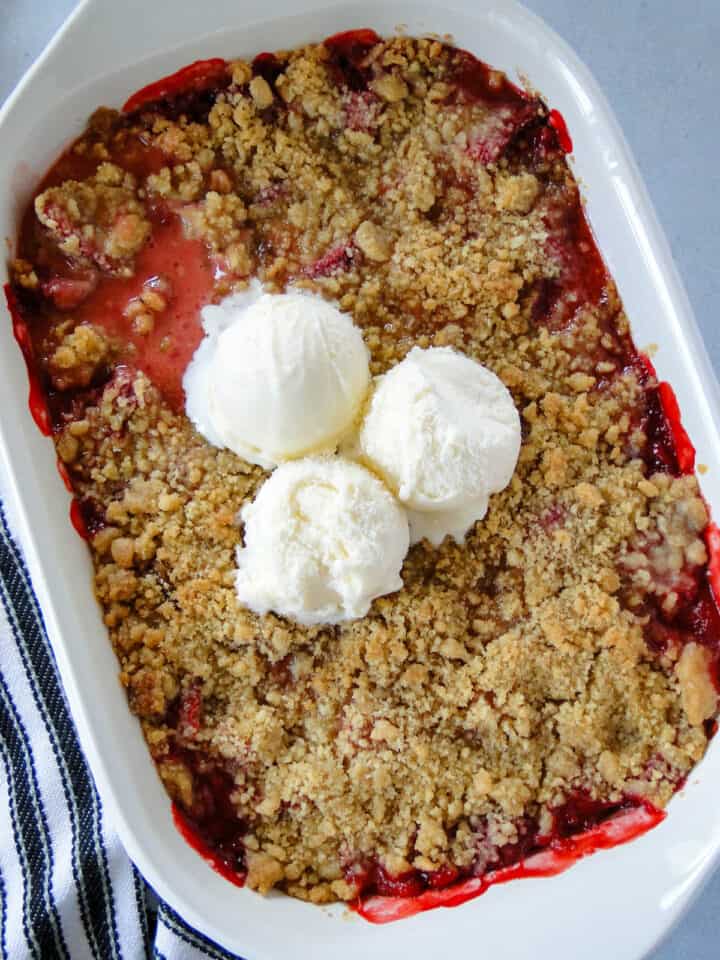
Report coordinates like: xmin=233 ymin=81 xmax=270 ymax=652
xmin=2 ymin=1 xmax=720 ymax=957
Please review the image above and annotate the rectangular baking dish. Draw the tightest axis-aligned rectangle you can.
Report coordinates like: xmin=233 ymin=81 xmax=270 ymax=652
xmin=2 ymin=1 xmax=720 ymax=958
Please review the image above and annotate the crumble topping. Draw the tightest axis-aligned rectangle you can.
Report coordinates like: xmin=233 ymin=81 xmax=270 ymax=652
xmin=49 ymin=323 xmax=109 ymax=391
xmin=11 ymin=33 xmax=719 ymax=905
xmin=35 ymin=163 xmax=150 ymax=276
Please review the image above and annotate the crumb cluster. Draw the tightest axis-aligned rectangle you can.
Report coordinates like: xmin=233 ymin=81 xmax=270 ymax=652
xmin=12 ymin=34 xmax=718 ymax=903
xmin=35 ymin=162 xmax=150 ymax=276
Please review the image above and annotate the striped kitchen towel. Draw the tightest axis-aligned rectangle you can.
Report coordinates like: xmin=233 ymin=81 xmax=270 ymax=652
xmin=0 ymin=502 xmax=243 ymax=960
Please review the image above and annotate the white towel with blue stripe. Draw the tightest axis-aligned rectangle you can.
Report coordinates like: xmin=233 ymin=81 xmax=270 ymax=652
xmin=0 ymin=502 xmax=243 ymax=960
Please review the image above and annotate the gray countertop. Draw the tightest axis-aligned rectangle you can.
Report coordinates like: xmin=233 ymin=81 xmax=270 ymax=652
xmin=2 ymin=2 xmax=718 ymax=957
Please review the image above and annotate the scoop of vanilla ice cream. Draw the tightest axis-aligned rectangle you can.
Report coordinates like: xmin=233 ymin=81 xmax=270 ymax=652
xmin=235 ymin=457 xmax=409 ymax=625
xmin=356 ymin=346 xmax=521 ymax=546
xmin=184 ymin=283 xmax=370 ymax=469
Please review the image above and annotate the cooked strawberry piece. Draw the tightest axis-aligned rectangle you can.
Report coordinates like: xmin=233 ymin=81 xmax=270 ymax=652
xmin=550 ymin=793 xmax=623 ymax=840
xmin=304 ymin=242 xmax=356 ymax=278
xmin=468 ymin=100 xmax=537 ymax=165
xmin=42 ymin=273 xmax=98 ymax=310
xmin=525 ymin=120 xmax=564 ymax=164
xmin=251 ymin=52 xmax=284 ymax=88
xmin=548 ymin=109 xmax=573 ymax=153
xmin=641 ymin=385 xmax=682 ymax=476
xmin=529 ymin=276 xmax=563 ymax=327
xmin=539 ymin=502 xmax=566 ymax=531
xmin=253 ymin=182 xmax=286 ymax=206
xmin=424 ymin=864 xmax=460 ymax=889
xmin=450 ymin=47 xmax=529 ymax=105
xmin=468 ymin=102 xmax=537 ymax=164
xmin=123 ymin=58 xmax=229 ymax=113
xmin=178 ymin=683 xmax=203 ymax=739
xmin=374 ymin=867 xmax=426 ymax=898
xmin=344 ymin=90 xmax=382 ymax=132
xmin=324 ymin=29 xmax=379 ymax=91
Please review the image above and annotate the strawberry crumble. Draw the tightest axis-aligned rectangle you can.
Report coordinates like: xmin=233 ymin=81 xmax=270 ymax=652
xmin=7 ymin=30 xmax=720 ymax=912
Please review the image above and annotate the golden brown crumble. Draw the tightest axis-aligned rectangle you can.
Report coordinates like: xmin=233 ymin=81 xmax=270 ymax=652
xmin=35 ymin=162 xmax=150 ymax=276
xmin=15 ymin=34 xmax=719 ymax=904
xmin=48 ymin=323 xmax=109 ymax=391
